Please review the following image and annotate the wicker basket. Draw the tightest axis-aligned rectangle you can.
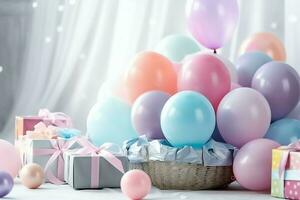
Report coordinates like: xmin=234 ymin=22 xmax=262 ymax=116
xmin=130 ymin=161 xmax=234 ymax=190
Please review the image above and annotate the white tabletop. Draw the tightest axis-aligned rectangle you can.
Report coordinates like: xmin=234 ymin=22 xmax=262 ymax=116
xmin=8 ymin=181 xmax=277 ymax=200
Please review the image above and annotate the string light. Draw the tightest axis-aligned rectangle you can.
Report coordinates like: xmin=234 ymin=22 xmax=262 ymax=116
xmin=32 ymin=1 xmax=38 ymax=8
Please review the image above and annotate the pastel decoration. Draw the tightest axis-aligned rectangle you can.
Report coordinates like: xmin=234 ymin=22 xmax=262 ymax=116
xmin=0 ymin=139 xmax=22 ymax=178
xmin=19 ymin=163 xmax=44 ymax=189
xmin=233 ymin=139 xmax=280 ymax=191
xmin=0 ymin=171 xmax=14 ymax=198
xmin=252 ymin=61 xmax=300 ymax=121
xmin=131 ymin=91 xmax=170 ymax=139
xmin=217 ymin=88 xmax=271 ymax=148
xmin=124 ymin=51 xmax=177 ymax=104
xmin=239 ymin=32 xmax=286 ymax=61
xmin=186 ymin=0 xmax=239 ymax=50
xmin=161 ymin=91 xmax=215 ymax=148
xmin=235 ymin=52 xmax=272 ymax=87
xmin=265 ymin=118 xmax=300 ymax=145
xmin=121 ymin=169 xmax=152 ymax=200
xmin=87 ymin=96 xmax=138 ymax=147
xmin=155 ymin=34 xmax=200 ymax=62
xmin=178 ymin=53 xmax=230 ymax=110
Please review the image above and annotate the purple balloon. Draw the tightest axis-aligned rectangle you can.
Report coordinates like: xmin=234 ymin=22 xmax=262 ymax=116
xmin=0 ymin=171 xmax=14 ymax=198
xmin=233 ymin=139 xmax=280 ymax=191
xmin=131 ymin=91 xmax=170 ymax=139
xmin=186 ymin=0 xmax=239 ymax=50
xmin=287 ymin=101 xmax=300 ymax=120
xmin=252 ymin=61 xmax=300 ymax=121
xmin=217 ymin=88 xmax=271 ymax=148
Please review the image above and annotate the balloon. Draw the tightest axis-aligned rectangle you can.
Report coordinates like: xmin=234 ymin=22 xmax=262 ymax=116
xmin=161 ymin=91 xmax=215 ymax=148
xmin=0 ymin=139 xmax=22 ymax=178
xmin=184 ymin=52 xmax=238 ymax=82
xmin=178 ymin=53 xmax=230 ymax=110
xmin=217 ymin=88 xmax=271 ymax=148
xmin=235 ymin=52 xmax=272 ymax=87
xmin=87 ymin=96 xmax=138 ymax=146
xmin=97 ymin=77 xmax=129 ymax=104
xmin=186 ymin=0 xmax=239 ymax=50
xmin=233 ymin=139 xmax=280 ymax=191
xmin=172 ymin=62 xmax=182 ymax=74
xmin=265 ymin=118 xmax=300 ymax=145
xmin=287 ymin=101 xmax=300 ymax=121
xmin=239 ymin=32 xmax=286 ymax=61
xmin=19 ymin=163 xmax=44 ymax=189
xmin=121 ymin=170 xmax=151 ymax=200
xmin=155 ymin=34 xmax=200 ymax=62
xmin=131 ymin=91 xmax=170 ymax=139
xmin=252 ymin=61 xmax=300 ymax=121
xmin=124 ymin=51 xmax=177 ymax=103
xmin=231 ymin=82 xmax=241 ymax=91
xmin=0 ymin=171 xmax=13 ymax=198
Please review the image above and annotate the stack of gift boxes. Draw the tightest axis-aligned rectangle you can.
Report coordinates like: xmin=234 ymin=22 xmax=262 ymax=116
xmin=15 ymin=109 xmax=129 ymax=189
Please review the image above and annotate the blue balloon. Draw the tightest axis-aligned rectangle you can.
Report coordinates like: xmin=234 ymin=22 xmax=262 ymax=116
xmin=155 ymin=34 xmax=201 ymax=62
xmin=235 ymin=52 xmax=272 ymax=87
xmin=265 ymin=118 xmax=300 ymax=145
xmin=161 ymin=91 xmax=215 ymax=148
xmin=87 ymin=96 xmax=138 ymax=146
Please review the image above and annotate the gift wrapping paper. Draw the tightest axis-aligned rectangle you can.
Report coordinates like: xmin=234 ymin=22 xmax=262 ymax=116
xmin=272 ymin=145 xmax=300 ymax=200
xmin=64 ymin=151 xmax=129 ymax=189
xmin=23 ymin=138 xmax=80 ymax=184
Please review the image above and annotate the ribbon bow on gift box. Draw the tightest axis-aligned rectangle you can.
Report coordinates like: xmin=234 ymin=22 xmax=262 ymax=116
xmin=76 ymin=138 xmax=125 ymax=188
xmin=279 ymin=141 xmax=300 ymax=178
xmin=38 ymin=109 xmax=72 ymax=128
xmin=33 ymin=138 xmax=79 ymax=184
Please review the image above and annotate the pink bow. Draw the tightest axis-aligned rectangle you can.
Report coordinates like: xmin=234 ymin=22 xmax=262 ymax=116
xmin=33 ymin=138 xmax=78 ymax=184
xmin=279 ymin=141 xmax=300 ymax=178
xmin=76 ymin=138 xmax=125 ymax=188
xmin=38 ymin=109 xmax=72 ymax=128
xmin=26 ymin=122 xmax=58 ymax=139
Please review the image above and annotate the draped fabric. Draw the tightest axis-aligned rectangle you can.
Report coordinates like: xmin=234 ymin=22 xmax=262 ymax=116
xmin=0 ymin=0 xmax=298 ymax=141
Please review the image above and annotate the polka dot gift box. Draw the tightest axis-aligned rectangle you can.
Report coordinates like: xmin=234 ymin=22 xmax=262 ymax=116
xmin=272 ymin=142 xmax=300 ymax=200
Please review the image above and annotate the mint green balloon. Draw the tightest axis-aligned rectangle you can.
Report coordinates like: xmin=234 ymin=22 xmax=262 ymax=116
xmin=87 ymin=96 xmax=138 ymax=146
xmin=155 ymin=34 xmax=201 ymax=62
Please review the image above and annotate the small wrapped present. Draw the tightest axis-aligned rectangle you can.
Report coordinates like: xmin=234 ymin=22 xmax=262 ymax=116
xmin=15 ymin=109 xmax=72 ymax=139
xmin=23 ymin=137 xmax=81 ymax=184
xmin=64 ymin=138 xmax=128 ymax=189
xmin=272 ymin=141 xmax=300 ymax=200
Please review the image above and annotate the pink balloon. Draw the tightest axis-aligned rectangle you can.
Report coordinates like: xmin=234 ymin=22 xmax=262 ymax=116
xmin=178 ymin=53 xmax=230 ymax=110
xmin=233 ymin=139 xmax=280 ymax=191
xmin=172 ymin=62 xmax=182 ymax=74
xmin=121 ymin=170 xmax=152 ymax=199
xmin=0 ymin=140 xmax=22 ymax=178
xmin=231 ymin=82 xmax=241 ymax=91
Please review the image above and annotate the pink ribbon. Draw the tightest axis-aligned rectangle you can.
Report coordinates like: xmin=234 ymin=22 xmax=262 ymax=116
xmin=279 ymin=141 xmax=300 ymax=178
xmin=76 ymin=138 xmax=125 ymax=188
xmin=38 ymin=109 xmax=72 ymax=128
xmin=33 ymin=138 xmax=78 ymax=184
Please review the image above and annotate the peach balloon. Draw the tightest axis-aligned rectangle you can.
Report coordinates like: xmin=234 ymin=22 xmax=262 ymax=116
xmin=19 ymin=163 xmax=44 ymax=189
xmin=239 ymin=32 xmax=286 ymax=61
xmin=0 ymin=139 xmax=22 ymax=178
xmin=121 ymin=170 xmax=151 ymax=200
xmin=124 ymin=52 xmax=177 ymax=103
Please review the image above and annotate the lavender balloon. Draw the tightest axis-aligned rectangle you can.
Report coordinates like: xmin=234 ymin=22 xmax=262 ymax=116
xmin=131 ymin=91 xmax=170 ymax=139
xmin=0 ymin=171 xmax=14 ymax=198
xmin=235 ymin=52 xmax=272 ymax=87
xmin=186 ymin=0 xmax=239 ymax=50
xmin=217 ymin=88 xmax=271 ymax=148
xmin=252 ymin=61 xmax=300 ymax=121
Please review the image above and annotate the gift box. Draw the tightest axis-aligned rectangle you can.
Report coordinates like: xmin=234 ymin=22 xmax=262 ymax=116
xmin=15 ymin=109 xmax=72 ymax=139
xmin=23 ymin=137 xmax=81 ymax=184
xmin=64 ymin=140 xmax=128 ymax=189
xmin=272 ymin=142 xmax=300 ymax=200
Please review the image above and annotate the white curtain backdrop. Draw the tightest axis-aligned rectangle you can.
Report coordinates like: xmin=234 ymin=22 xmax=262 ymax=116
xmin=0 ymin=0 xmax=299 ymax=141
